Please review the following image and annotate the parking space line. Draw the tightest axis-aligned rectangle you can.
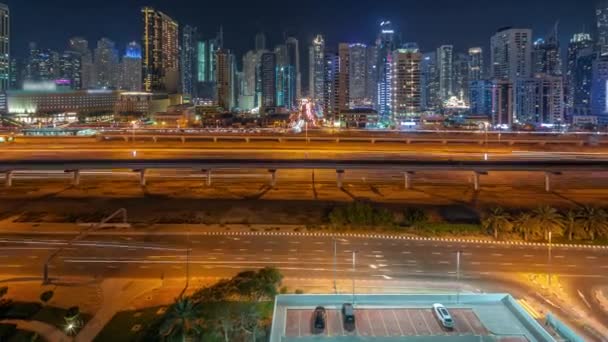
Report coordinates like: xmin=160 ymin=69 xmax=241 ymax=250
xmin=392 ymin=310 xmax=404 ymax=336
xmin=406 ymin=310 xmax=418 ymax=335
xmin=460 ymin=310 xmax=475 ymax=334
xmin=419 ymin=310 xmax=433 ymax=334
xmin=298 ymin=310 xmax=302 ymax=337
xmin=379 ymin=310 xmax=389 ymax=336
xmin=366 ymin=310 xmax=376 ymax=337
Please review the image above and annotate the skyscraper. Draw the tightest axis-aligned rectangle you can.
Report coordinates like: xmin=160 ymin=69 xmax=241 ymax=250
xmin=120 ymin=42 xmax=142 ymax=91
xmin=337 ymin=43 xmax=350 ymax=114
xmin=93 ymin=38 xmax=119 ymax=89
xmin=532 ymin=25 xmax=561 ymax=76
xmin=142 ymin=7 xmax=179 ymax=93
xmin=591 ymin=56 xmax=608 ymax=123
xmin=69 ymin=37 xmax=93 ymax=89
xmin=597 ymin=1 xmax=608 ymax=56
xmin=421 ymin=52 xmax=439 ymax=111
xmin=391 ymin=46 xmax=422 ymax=121
xmin=58 ymin=51 xmax=81 ymax=89
xmin=566 ymin=33 xmax=594 ymax=116
xmin=308 ymin=34 xmax=325 ymax=103
xmin=260 ymin=52 xmax=277 ymax=110
xmin=452 ymin=52 xmax=469 ymax=103
xmin=376 ymin=21 xmax=396 ymax=122
xmin=181 ymin=25 xmax=198 ymax=97
xmin=25 ymin=43 xmax=57 ymax=82
xmin=491 ymin=27 xmax=532 ymax=81
xmin=514 ymin=75 xmax=564 ymax=125
xmin=285 ymin=37 xmax=301 ymax=100
xmin=241 ymin=50 xmax=259 ymax=110
xmin=469 ymin=80 xmax=493 ymax=115
xmin=365 ymin=45 xmax=379 ymax=107
xmin=349 ymin=43 xmax=368 ymax=107
xmin=491 ymin=80 xmax=514 ymax=127
xmin=468 ymin=47 xmax=483 ymax=81
xmin=0 ymin=3 xmax=9 ymax=92
xmin=216 ymin=49 xmax=233 ymax=111
xmin=322 ymin=51 xmax=340 ymax=122
xmin=197 ymin=30 xmax=222 ymax=100
xmin=437 ymin=45 xmax=453 ymax=101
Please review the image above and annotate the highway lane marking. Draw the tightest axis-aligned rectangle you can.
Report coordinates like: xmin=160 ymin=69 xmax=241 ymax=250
xmin=491 ymin=253 xmax=503 ymax=257
xmin=289 ymin=249 xmax=298 ymax=252
xmin=263 ymin=249 xmax=273 ymax=252
xmin=470 ymin=262 xmax=481 ymax=265
xmin=553 ymin=255 xmax=565 ymax=259
xmin=524 ymin=255 xmax=534 ymax=258
xmin=586 ymin=256 xmax=597 ymax=260
xmin=313 ymin=250 xmax=326 ymax=253
xmin=314 ymin=242 xmax=325 ymax=245
xmin=431 ymin=252 xmax=442 ymax=255
xmin=239 ymin=249 xmax=248 ymax=252
xmin=462 ymin=252 xmax=473 ymax=256
xmin=500 ymin=263 xmax=514 ymax=266
xmin=438 ymin=261 xmax=450 ymax=265
xmin=401 ymin=251 xmax=411 ymax=254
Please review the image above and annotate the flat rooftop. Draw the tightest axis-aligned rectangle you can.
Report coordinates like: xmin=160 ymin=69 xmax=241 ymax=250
xmin=270 ymin=294 xmax=558 ymax=342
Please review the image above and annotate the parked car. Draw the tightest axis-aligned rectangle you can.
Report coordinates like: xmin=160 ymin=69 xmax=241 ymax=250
xmin=432 ymin=303 xmax=455 ymax=329
xmin=342 ymin=303 xmax=356 ymax=331
xmin=312 ymin=306 xmax=326 ymax=334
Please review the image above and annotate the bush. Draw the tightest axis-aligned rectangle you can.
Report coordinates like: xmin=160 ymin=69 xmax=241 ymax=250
xmin=328 ymin=202 xmax=395 ymax=229
xmin=402 ymin=208 xmax=429 ymax=227
xmin=294 ymin=289 xmax=304 ymax=294
xmin=2 ymin=302 xmax=41 ymax=320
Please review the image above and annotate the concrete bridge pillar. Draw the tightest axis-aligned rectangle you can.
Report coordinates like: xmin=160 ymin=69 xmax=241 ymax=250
xmin=72 ymin=170 xmax=81 ymax=186
xmin=139 ymin=169 xmax=147 ymax=187
xmin=544 ymin=171 xmax=562 ymax=193
xmin=4 ymin=171 xmax=13 ymax=188
xmin=269 ymin=169 xmax=277 ymax=188
xmin=336 ymin=170 xmax=345 ymax=188
xmin=403 ymin=171 xmax=415 ymax=190
xmin=473 ymin=171 xmax=487 ymax=192
xmin=202 ymin=169 xmax=212 ymax=186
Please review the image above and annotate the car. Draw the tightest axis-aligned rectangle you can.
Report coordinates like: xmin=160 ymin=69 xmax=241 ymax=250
xmin=433 ymin=303 xmax=455 ymax=330
xmin=311 ymin=306 xmax=326 ymax=334
xmin=342 ymin=303 xmax=356 ymax=331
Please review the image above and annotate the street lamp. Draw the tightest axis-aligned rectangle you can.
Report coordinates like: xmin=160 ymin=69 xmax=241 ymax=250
xmin=352 ymin=250 xmax=358 ymax=305
xmin=548 ymin=231 xmax=552 ymax=287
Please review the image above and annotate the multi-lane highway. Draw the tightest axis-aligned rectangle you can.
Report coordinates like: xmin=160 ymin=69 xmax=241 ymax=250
xmin=0 ymin=230 xmax=606 ymax=333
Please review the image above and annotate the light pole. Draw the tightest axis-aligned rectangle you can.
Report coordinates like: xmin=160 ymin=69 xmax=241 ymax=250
xmin=456 ymin=250 xmax=461 ymax=304
xmin=548 ymin=231 xmax=552 ymax=287
xmin=352 ymin=250 xmax=357 ymax=305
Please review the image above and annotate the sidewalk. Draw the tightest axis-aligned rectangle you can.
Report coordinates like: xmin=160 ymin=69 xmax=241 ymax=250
xmin=0 ymin=319 xmax=71 ymax=342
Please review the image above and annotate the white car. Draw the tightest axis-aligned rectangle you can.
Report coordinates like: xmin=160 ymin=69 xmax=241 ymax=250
xmin=432 ymin=303 xmax=455 ymax=329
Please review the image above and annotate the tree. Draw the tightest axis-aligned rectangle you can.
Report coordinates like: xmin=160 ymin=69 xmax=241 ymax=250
xmin=532 ymin=206 xmax=564 ymax=241
xmin=239 ymin=304 xmax=262 ymax=342
xmin=482 ymin=208 xmax=512 ymax=240
xmin=159 ymin=298 xmax=203 ymax=342
xmin=233 ymin=267 xmax=283 ymax=302
xmin=513 ymin=212 xmax=535 ymax=241
xmin=577 ymin=206 xmax=608 ymax=241
xmin=564 ymin=209 xmax=580 ymax=241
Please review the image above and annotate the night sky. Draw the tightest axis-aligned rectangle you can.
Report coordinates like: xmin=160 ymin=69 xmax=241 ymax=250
xmin=5 ymin=0 xmax=598 ymax=61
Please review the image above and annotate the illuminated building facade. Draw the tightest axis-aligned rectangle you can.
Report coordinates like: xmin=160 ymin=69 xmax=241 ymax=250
xmin=349 ymin=43 xmax=367 ymax=107
xmin=93 ymin=38 xmax=119 ymax=89
xmin=514 ymin=75 xmax=564 ymax=125
xmin=58 ymin=51 xmax=81 ymax=90
xmin=468 ymin=47 xmax=483 ymax=81
xmin=337 ymin=43 xmax=350 ymax=114
xmin=491 ymin=80 xmax=513 ymax=127
xmin=391 ymin=46 xmax=422 ymax=121
xmin=322 ymin=51 xmax=340 ymax=122
xmin=591 ymin=56 xmax=608 ymax=124
xmin=120 ymin=42 xmax=142 ymax=91
xmin=532 ymin=26 xmax=561 ymax=76
xmin=491 ymin=27 xmax=532 ymax=81
xmin=260 ymin=52 xmax=277 ymax=110
xmin=285 ymin=37 xmax=301 ymax=100
xmin=0 ymin=3 xmax=8 ymax=92
xmin=196 ymin=29 xmax=222 ymax=100
xmin=376 ymin=21 xmax=396 ymax=122
xmin=437 ymin=45 xmax=453 ymax=101
xmin=566 ymin=33 xmax=594 ymax=117
xmin=597 ymin=0 xmax=608 ymax=56
xmin=141 ymin=7 xmax=179 ymax=93
xmin=365 ymin=44 xmax=378 ymax=107
xmin=469 ymin=80 xmax=493 ymax=116
xmin=421 ymin=52 xmax=439 ymax=111
xmin=181 ymin=25 xmax=198 ymax=97
xmin=215 ymin=49 xmax=233 ymax=111
xmin=308 ymin=34 xmax=325 ymax=104
xmin=68 ymin=37 xmax=93 ymax=89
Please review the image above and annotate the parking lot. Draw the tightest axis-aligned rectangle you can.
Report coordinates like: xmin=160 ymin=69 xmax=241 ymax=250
xmin=285 ymin=307 xmax=493 ymax=338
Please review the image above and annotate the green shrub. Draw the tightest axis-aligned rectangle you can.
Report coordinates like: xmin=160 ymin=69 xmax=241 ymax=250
xmin=402 ymin=208 xmax=429 ymax=227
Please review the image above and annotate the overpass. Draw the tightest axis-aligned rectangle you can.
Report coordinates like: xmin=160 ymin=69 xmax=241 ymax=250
xmin=1 ymin=158 xmax=607 ymax=192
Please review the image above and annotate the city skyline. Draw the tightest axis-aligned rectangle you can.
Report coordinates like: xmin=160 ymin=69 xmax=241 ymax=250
xmin=5 ymin=0 xmax=597 ymax=62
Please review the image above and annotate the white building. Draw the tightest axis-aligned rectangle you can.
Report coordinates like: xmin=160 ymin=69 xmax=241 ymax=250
xmin=491 ymin=28 xmax=532 ymax=81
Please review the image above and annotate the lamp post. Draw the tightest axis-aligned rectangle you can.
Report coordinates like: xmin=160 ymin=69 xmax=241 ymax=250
xmin=548 ymin=231 xmax=552 ymax=287
xmin=352 ymin=250 xmax=357 ymax=305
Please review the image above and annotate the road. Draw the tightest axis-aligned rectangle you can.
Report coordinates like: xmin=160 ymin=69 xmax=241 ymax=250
xmin=0 ymin=231 xmax=606 ymax=330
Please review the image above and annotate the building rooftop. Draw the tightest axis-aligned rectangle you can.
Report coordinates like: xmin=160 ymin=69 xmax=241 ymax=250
xmin=270 ymin=294 xmax=562 ymax=342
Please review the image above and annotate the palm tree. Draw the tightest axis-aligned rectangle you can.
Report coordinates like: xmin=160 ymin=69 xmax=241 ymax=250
xmin=564 ymin=209 xmax=579 ymax=241
xmin=513 ymin=212 xmax=535 ymax=241
xmin=577 ymin=206 xmax=608 ymax=241
xmin=482 ymin=207 xmax=512 ymax=240
xmin=159 ymin=298 xmax=203 ymax=342
xmin=532 ymin=206 xmax=564 ymax=241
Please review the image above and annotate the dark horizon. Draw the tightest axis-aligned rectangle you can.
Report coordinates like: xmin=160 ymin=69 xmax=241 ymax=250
xmin=4 ymin=0 xmax=597 ymax=61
